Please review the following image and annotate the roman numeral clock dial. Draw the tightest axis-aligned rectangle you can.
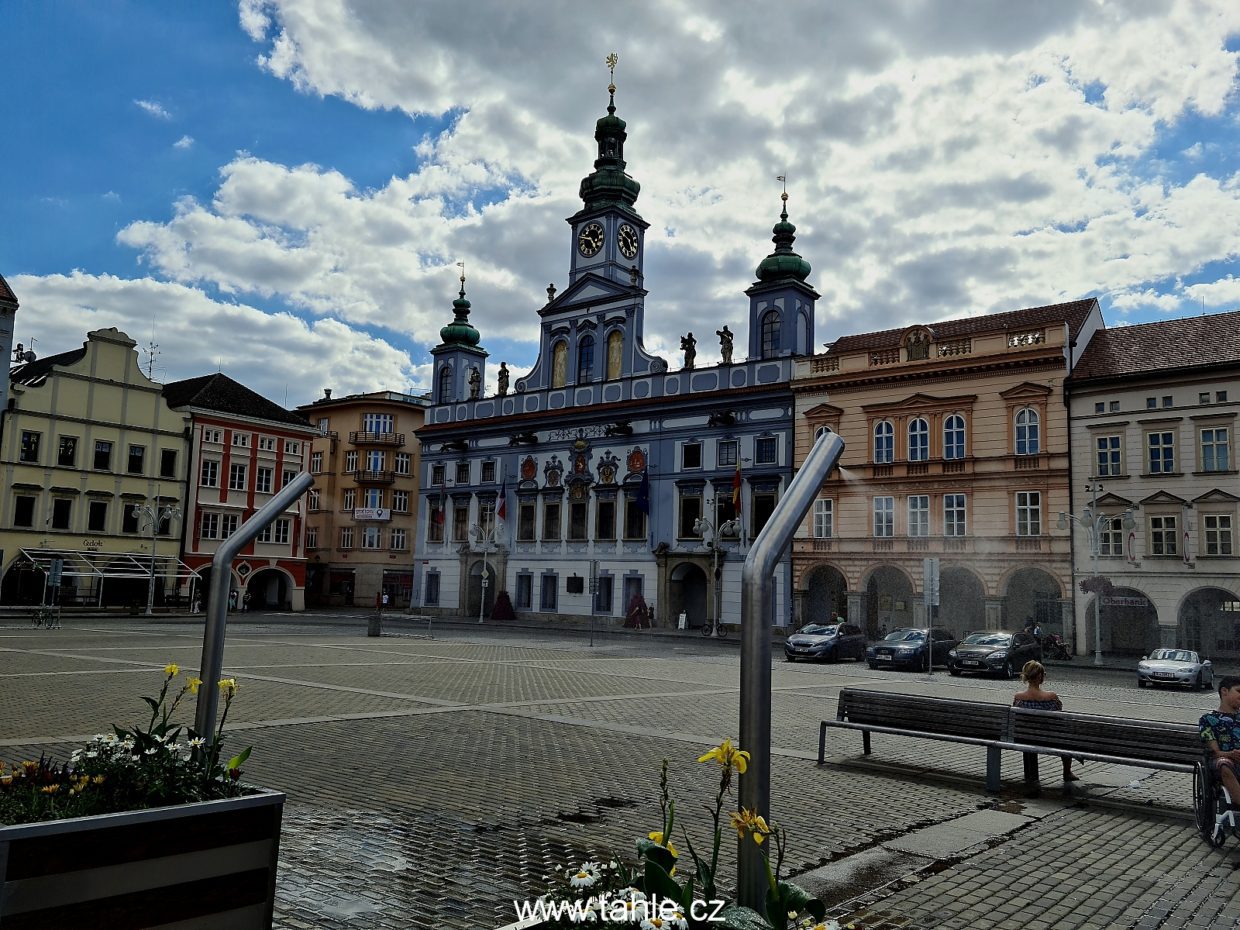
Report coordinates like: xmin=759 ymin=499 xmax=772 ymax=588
xmin=618 ymin=223 xmax=639 ymax=259
xmin=577 ymin=222 xmax=605 ymax=257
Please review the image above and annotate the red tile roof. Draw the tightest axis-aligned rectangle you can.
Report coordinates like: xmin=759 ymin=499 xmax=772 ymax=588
xmin=1072 ymin=309 xmax=1240 ymax=381
xmin=827 ymin=299 xmax=1098 ymax=354
xmin=0 ymin=273 xmax=17 ymax=306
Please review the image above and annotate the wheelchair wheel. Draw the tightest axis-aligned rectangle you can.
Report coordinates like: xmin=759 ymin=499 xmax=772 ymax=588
xmin=1195 ymin=763 xmax=1228 ymax=848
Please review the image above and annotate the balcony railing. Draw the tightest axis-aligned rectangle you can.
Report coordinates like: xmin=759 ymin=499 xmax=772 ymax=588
xmin=352 ymin=469 xmax=396 ymax=484
xmin=349 ymin=431 xmax=405 ymax=447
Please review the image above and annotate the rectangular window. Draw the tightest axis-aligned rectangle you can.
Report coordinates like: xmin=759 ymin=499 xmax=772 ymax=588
xmin=944 ymin=493 xmax=967 ymax=537
xmin=201 ymin=459 xmax=219 ymax=487
xmin=342 ymin=488 xmax=356 ymax=510
xmin=1201 ymin=393 xmax=1212 ymax=405
xmin=344 ymin=450 xmax=358 ymax=472
xmin=1162 ymin=395 xmax=1173 ymax=408
xmin=310 ymin=451 xmax=324 ymax=473
xmin=13 ymin=495 xmax=35 ymax=528
xmin=308 ymin=489 xmax=322 ymax=511
xmin=1016 ymin=491 xmax=1042 ymax=536
xmin=317 ymin=417 xmax=330 ymax=435
xmin=682 ymin=442 xmax=702 ymax=470
xmin=543 ymin=501 xmax=562 ymax=542
xmin=907 ymin=495 xmax=929 ymax=537
xmin=229 ymin=463 xmax=247 ymax=491
xmin=1095 ymin=435 xmax=1122 ymax=477
xmin=1219 ymin=391 xmax=1229 ymax=403
xmin=595 ymin=575 xmax=614 ymax=613
xmin=285 ymin=440 xmax=301 ymax=455
xmin=232 ymin=432 xmax=250 ymax=448
xmin=425 ymin=572 xmax=440 ymax=606
xmin=200 ymin=512 xmax=219 ymax=539
xmin=395 ymin=452 xmax=412 ymax=476
xmin=50 ymin=498 xmax=71 ymax=529
xmin=754 ymin=436 xmax=777 ymax=465
xmin=1204 ymin=514 xmax=1234 ymax=556
xmin=679 ymin=490 xmax=703 ymax=538
xmin=481 ymin=460 xmax=496 ymax=483
xmin=1098 ymin=516 xmax=1124 ymax=556
xmin=569 ymin=501 xmax=588 ymax=540
xmin=392 ymin=490 xmax=410 ymax=513
xmin=455 ymin=462 xmax=470 ymax=485
xmin=427 ymin=497 xmax=445 ymax=543
xmin=431 ymin=464 xmax=445 ymax=486
xmin=624 ymin=497 xmax=647 ymax=540
xmin=255 ymin=466 xmax=274 ymax=494
xmin=94 ymin=440 xmax=113 ymax=470
xmin=203 ymin=429 xmax=223 ymax=444
xmin=1147 ymin=431 xmax=1176 ymax=474
xmin=87 ymin=500 xmax=108 ymax=532
xmin=1109 ymin=401 xmax=1120 ymax=412
xmin=452 ymin=501 xmax=469 ymax=542
xmin=258 ymin=436 xmax=276 ymax=452
xmin=873 ymin=497 xmax=894 ymax=537
xmin=1149 ymin=515 xmax=1178 ymax=555
xmin=57 ymin=436 xmax=77 ymax=467
xmin=516 ymin=574 xmax=532 ymax=610
xmin=813 ymin=499 xmax=833 ymax=538
xmin=306 ymin=527 xmax=318 ymax=549
xmin=596 ymin=499 xmax=616 ymax=540
xmin=1146 ymin=397 xmax=1157 ymax=410
xmin=340 ymin=527 xmax=354 ymax=549
xmin=272 ymin=519 xmax=290 ymax=545
xmin=717 ymin=440 xmax=738 ymax=467
xmin=257 ymin=524 xmax=272 ymax=544
xmin=366 ymin=450 xmax=385 ymax=472
xmin=160 ymin=449 xmax=178 ymax=478
xmin=391 ymin=528 xmax=408 ymax=551
xmin=363 ymin=412 xmax=394 ymax=433
xmin=282 ymin=469 xmax=297 ymax=489
xmin=752 ymin=491 xmax=776 ymax=537
xmin=1201 ymin=427 xmax=1231 ymax=472
xmin=19 ymin=431 xmax=40 ymax=464
xmin=1094 ymin=402 xmax=1105 ymax=414
xmin=221 ymin=514 xmax=238 ymax=538
xmin=360 ymin=526 xmax=382 ymax=549
xmin=540 ymin=574 xmax=558 ymax=611
xmin=122 ymin=506 xmax=139 ymax=534
xmin=508 ymin=499 xmax=531 ymax=541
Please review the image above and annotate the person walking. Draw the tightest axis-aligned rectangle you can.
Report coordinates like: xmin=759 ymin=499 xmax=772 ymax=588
xmin=1013 ymin=660 xmax=1078 ymax=782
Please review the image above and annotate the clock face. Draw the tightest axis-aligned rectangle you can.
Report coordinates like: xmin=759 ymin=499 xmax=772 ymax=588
xmin=618 ymin=223 xmax=639 ymax=259
xmin=577 ymin=222 xmax=605 ymax=257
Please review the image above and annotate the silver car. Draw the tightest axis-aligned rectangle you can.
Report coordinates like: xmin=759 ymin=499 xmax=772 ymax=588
xmin=1137 ymin=648 xmax=1214 ymax=690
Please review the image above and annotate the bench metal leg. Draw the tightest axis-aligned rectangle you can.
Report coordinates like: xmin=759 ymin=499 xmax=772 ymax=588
xmin=818 ymin=722 xmax=826 ymax=765
xmin=862 ymin=730 xmax=872 ymax=755
xmin=1023 ymin=752 xmax=1040 ymax=797
xmin=986 ymin=746 xmax=1001 ymax=793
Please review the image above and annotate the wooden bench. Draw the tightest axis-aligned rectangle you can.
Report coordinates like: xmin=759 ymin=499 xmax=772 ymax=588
xmin=817 ymin=689 xmax=1012 ymax=791
xmin=819 ymin=688 xmax=1202 ymax=795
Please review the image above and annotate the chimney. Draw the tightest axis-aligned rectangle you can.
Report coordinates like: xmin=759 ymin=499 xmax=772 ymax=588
xmin=324 ymin=388 xmax=332 ymax=400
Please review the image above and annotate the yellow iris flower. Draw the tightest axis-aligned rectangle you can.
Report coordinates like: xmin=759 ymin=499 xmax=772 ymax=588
xmin=647 ymin=831 xmax=679 ymax=858
xmin=730 ymin=808 xmax=772 ymax=844
xmin=164 ymin=663 xmax=180 ymax=677
xmin=187 ymin=677 xmax=203 ymax=694
xmin=218 ymin=678 xmax=238 ymax=696
xmin=697 ymin=738 xmax=750 ymax=774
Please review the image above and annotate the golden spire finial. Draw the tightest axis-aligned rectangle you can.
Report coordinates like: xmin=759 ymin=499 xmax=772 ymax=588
xmin=606 ymin=52 xmax=618 ymax=95
xmin=777 ymin=174 xmax=788 ymax=201
xmin=456 ymin=260 xmax=466 ymax=295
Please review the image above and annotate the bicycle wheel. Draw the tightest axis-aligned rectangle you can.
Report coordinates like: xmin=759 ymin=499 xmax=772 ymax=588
xmin=716 ymin=623 xmax=728 ymax=640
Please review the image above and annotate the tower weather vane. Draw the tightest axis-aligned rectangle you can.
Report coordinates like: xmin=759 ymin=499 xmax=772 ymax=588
xmin=456 ymin=260 xmax=466 ymax=292
xmin=606 ymin=52 xmax=618 ymax=92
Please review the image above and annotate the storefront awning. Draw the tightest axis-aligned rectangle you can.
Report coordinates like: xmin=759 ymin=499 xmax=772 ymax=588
xmin=16 ymin=548 xmax=200 ymax=581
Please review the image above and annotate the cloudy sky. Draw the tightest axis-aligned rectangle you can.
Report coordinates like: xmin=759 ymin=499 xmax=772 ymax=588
xmin=5 ymin=1 xmax=1239 ymax=406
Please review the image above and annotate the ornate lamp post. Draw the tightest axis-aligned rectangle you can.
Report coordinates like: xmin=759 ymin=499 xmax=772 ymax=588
xmin=470 ymin=518 xmax=498 ymax=623
xmin=132 ymin=493 xmax=182 ymax=616
xmin=693 ymin=506 xmax=741 ymax=637
xmin=1058 ymin=481 xmax=1136 ymax=666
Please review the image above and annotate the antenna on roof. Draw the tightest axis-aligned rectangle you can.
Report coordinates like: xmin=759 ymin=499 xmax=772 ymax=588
xmin=12 ymin=337 xmax=37 ymax=364
xmin=143 ymin=335 xmax=160 ymax=380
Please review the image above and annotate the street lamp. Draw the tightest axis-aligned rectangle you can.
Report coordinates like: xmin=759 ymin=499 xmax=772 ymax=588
xmin=693 ymin=506 xmax=741 ymax=637
xmin=1058 ymin=481 xmax=1136 ymax=667
xmin=470 ymin=518 xmax=498 ymax=623
xmin=132 ymin=492 xmax=182 ymax=616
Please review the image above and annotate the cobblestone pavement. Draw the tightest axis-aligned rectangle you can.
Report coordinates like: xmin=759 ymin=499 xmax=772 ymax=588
xmin=2 ymin=617 xmax=1238 ymax=929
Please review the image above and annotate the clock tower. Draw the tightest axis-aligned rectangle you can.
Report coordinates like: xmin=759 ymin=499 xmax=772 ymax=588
xmin=566 ymin=58 xmax=649 ymax=289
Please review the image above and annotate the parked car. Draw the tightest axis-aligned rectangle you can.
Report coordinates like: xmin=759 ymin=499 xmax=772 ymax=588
xmin=947 ymin=630 xmax=1041 ymax=678
xmin=784 ymin=622 xmax=867 ymax=663
xmin=1137 ymin=648 xmax=1214 ymax=690
xmin=866 ymin=628 xmax=957 ymax=670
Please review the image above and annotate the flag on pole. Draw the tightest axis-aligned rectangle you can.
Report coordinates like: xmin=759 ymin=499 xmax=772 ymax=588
xmin=731 ymin=460 xmax=742 ymax=512
xmin=496 ymin=478 xmax=508 ymax=521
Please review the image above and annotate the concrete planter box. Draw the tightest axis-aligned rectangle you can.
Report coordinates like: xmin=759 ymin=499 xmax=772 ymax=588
xmin=0 ymin=788 xmax=284 ymax=929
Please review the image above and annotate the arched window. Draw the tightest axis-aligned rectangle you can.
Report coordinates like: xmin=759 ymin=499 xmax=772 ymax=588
xmin=761 ymin=310 xmax=781 ymax=358
xmin=606 ymin=330 xmax=624 ymax=380
xmin=873 ymin=421 xmax=894 ymax=464
xmin=943 ymin=415 xmax=966 ymax=460
xmin=908 ymin=418 xmax=929 ymax=461
xmin=577 ymin=335 xmax=595 ymax=383
xmin=438 ymin=365 xmax=453 ymax=403
xmin=1015 ymin=408 xmax=1040 ymax=455
xmin=551 ymin=341 xmax=568 ymax=389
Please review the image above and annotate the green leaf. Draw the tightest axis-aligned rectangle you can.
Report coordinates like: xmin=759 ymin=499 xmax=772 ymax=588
xmin=140 ymin=696 xmax=161 ymax=714
xmin=776 ymin=880 xmax=824 ymax=920
xmin=635 ymin=837 xmax=676 ymax=873
xmin=225 ymin=745 xmax=252 ymax=770
xmin=641 ymin=859 xmax=685 ymax=905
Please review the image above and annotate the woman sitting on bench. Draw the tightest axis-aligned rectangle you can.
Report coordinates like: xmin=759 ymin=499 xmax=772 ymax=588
xmin=1013 ymin=660 xmax=1078 ymax=782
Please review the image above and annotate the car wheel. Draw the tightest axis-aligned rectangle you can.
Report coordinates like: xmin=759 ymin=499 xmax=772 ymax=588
xmin=1137 ymin=679 xmax=1147 ymax=688
xmin=784 ymin=654 xmax=794 ymax=663
xmin=1206 ymin=673 xmax=1214 ymax=691
xmin=949 ymin=669 xmax=961 ymax=677
xmin=868 ymin=662 xmax=878 ymax=670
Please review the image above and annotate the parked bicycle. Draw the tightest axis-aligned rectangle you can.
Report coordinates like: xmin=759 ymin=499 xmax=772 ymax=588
xmin=701 ymin=619 xmax=729 ymax=639
xmin=31 ymin=606 xmax=58 ymax=629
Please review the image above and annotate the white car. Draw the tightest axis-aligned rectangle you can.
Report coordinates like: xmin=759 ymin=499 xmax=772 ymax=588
xmin=1137 ymin=648 xmax=1213 ymax=690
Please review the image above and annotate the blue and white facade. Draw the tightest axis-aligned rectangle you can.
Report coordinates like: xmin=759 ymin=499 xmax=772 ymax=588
xmin=414 ymin=88 xmax=819 ymax=628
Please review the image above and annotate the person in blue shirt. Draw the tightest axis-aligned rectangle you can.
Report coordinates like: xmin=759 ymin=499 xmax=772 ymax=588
xmin=1199 ymin=676 xmax=1240 ymax=805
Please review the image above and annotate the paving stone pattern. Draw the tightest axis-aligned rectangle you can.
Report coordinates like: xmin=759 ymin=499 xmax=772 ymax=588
xmin=2 ymin=621 xmax=1238 ymax=929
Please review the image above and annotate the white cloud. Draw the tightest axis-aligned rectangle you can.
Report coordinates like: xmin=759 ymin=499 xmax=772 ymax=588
xmin=8 ymin=272 xmax=418 ymax=404
xmin=173 ymin=135 xmax=194 ymax=150
xmin=134 ymin=99 xmax=171 ymax=120
xmin=107 ymin=0 xmax=1240 ymax=378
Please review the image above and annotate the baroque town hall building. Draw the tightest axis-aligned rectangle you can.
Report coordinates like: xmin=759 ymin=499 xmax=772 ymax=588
xmin=415 ymin=81 xmax=817 ymax=628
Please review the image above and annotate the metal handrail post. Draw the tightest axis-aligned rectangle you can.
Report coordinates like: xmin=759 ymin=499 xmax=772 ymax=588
xmin=194 ymin=472 xmax=314 ymax=737
xmin=738 ymin=431 xmax=844 ymax=910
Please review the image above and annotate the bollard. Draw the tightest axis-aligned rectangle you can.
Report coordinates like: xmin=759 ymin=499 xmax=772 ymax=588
xmin=368 ymin=614 xmax=382 ymax=637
